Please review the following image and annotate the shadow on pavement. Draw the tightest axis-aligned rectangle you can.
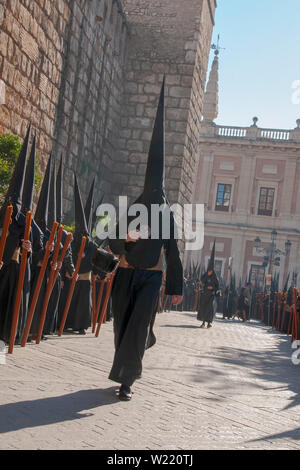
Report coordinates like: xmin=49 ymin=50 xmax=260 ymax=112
xmin=192 ymin=338 xmax=300 ymax=411
xmin=161 ymin=324 xmax=200 ymax=329
xmin=0 ymin=387 xmax=118 ymax=434
xmin=248 ymin=426 xmax=300 ymax=444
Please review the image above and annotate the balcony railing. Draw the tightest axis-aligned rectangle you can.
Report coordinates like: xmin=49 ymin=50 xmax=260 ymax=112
xmin=259 ymin=129 xmax=290 ymax=141
xmin=218 ymin=126 xmax=247 ymax=138
xmin=201 ymin=120 xmax=300 ymax=143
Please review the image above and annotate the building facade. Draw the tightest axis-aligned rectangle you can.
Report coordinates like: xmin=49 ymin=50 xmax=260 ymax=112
xmin=187 ymin=51 xmax=300 ymax=289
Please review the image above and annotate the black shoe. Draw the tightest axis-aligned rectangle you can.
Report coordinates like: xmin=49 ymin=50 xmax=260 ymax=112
xmin=207 ymin=323 xmax=212 ymax=328
xmin=117 ymin=384 xmax=132 ymax=401
xmin=78 ymin=329 xmax=86 ymax=335
xmin=200 ymin=323 xmax=206 ymax=329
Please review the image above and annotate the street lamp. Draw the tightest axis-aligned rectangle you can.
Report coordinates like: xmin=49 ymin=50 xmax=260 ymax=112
xmin=254 ymin=231 xmax=291 ymax=276
xmin=271 ymin=229 xmax=277 ymax=243
xmin=254 ymin=236 xmax=261 ymax=249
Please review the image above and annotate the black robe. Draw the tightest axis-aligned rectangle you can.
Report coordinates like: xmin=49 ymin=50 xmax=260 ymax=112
xmin=108 ymin=267 xmax=163 ymax=387
xmin=44 ymin=230 xmax=74 ymax=334
xmin=197 ymin=272 xmax=219 ymax=323
xmin=0 ymin=216 xmax=43 ymax=344
xmin=108 ymin=231 xmax=183 ymax=387
xmin=29 ymin=229 xmax=72 ymax=336
xmin=58 ymin=237 xmax=97 ymax=332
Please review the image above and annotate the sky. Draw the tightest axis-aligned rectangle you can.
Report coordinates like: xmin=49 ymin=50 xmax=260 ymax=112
xmin=210 ymin=0 xmax=300 ymax=130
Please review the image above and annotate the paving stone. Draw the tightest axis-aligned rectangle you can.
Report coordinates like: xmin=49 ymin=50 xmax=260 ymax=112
xmin=0 ymin=312 xmax=300 ymax=450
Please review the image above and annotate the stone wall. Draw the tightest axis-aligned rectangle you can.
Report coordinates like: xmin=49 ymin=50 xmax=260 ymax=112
xmin=114 ymin=0 xmax=217 ymax=206
xmin=0 ymin=0 xmax=216 ymax=221
xmin=0 ymin=0 xmax=129 ymax=218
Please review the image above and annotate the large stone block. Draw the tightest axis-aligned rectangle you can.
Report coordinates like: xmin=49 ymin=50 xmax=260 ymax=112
xmin=169 ymin=86 xmax=191 ymax=99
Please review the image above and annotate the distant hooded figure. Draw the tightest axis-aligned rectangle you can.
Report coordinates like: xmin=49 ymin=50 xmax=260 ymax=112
xmin=107 ymin=78 xmax=183 ymax=401
xmin=197 ymin=241 xmax=219 ymax=328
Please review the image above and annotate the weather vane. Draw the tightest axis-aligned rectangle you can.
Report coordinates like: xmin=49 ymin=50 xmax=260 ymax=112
xmin=211 ymin=35 xmax=225 ymax=55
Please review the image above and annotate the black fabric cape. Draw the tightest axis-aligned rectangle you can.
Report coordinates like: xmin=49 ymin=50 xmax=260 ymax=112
xmin=57 ymin=237 xmax=97 ymax=331
xmin=0 ymin=216 xmax=43 ymax=344
xmin=108 ymin=268 xmax=162 ymax=387
xmin=58 ymin=278 xmax=91 ymax=331
xmin=108 ymin=202 xmax=183 ymax=296
xmin=0 ymin=261 xmax=24 ymax=343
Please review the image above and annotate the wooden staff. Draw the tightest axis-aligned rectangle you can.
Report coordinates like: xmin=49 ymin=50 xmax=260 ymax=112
xmin=276 ymin=293 xmax=283 ymax=331
xmin=103 ymin=282 xmax=107 ymax=324
xmin=193 ymin=287 xmax=200 ymax=312
xmin=36 ymin=225 xmax=63 ymax=344
xmin=92 ymin=278 xmax=105 ymax=333
xmin=92 ymin=274 xmax=96 ymax=331
xmin=0 ymin=205 xmax=13 ymax=265
xmin=288 ymin=306 xmax=294 ymax=337
xmin=271 ymin=293 xmax=277 ymax=328
xmin=51 ymin=231 xmax=73 ymax=288
xmin=95 ymin=274 xmax=115 ymax=338
xmin=8 ymin=211 xmax=32 ymax=354
xmin=21 ymin=221 xmax=59 ymax=347
xmin=58 ymin=236 xmax=86 ymax=336
xmin=291 ymin=288 xmax=298 ymax=341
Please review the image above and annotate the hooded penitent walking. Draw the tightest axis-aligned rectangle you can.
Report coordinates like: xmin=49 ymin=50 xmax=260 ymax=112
xmin=58 ymin=176 xmax=95 ymax=334
xmin=107 ymin=78 xmax=183 ymax=401
xmin=29 ymin=153 xmax=53 ymax=338
xmin=58 ymin=175 xmax=118 ymax=334
xmin=197 ymin=241 xmax=219 ymax=328
xmin=0 ymin=126 xmax=43 ymax=344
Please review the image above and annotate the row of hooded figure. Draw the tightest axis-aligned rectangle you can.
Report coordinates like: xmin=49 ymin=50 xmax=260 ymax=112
xmin=0 ymin=124 xmax=117 ymax=346
xmin=256 ymin=285 xmax=300 ymax=336
xmin=158 ymin=274 xmax=198 ymax=313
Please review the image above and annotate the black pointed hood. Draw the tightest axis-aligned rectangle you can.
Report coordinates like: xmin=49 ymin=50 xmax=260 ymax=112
xmin=35 ymin=155 xmax=52 ymax=233
xmin=48 ymin=158 xmax=56 ymax=229
xmin=56 ymin=155 xmax=63 ymax=224
xmin=197 ymin=264 xmax=201 ymax=280
xmin=207 ymin=240 xmax=215 ymax=272
xmin=141 ymin=77 xmax=165 ymax=204
xmin=84 ymin=178 xmax=95 ymax=236
xmin=22 ymin=134 xmax=36 ymax=213
xmin=74 ymin=173 xmax=88 ymax=239
xmin=109 ymin=78 xmax=180 ymax=269
xmin=283 ymin=272 xmax=290 ymax=292
xmin=4 ymin=124 xmax=31 ymax=211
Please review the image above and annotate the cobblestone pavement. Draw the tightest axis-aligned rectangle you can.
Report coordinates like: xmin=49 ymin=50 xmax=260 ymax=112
xmin=1 ymin=312 xmax=300 ymax=450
